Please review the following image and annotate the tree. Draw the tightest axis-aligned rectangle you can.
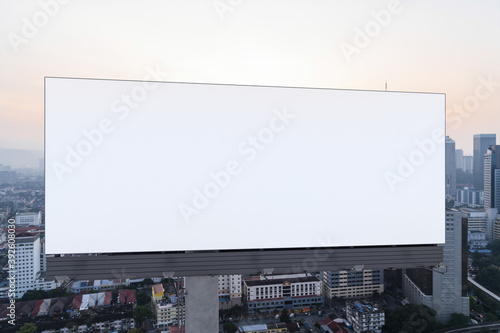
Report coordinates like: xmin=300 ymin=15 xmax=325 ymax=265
xmin=223 ymin=322 xmax=238 ymax=333
xmin=143 ymin=278 xmax=155 ymax=286
xmin=385 ymin=304 xmax=437 ymax=333
xmin=487 ymin=239 xmax=500 ymax=255
xmin=137 ymin=292 xmax=151 ymax=306
xmin=228 ymin=304 xmax=243 ymax=318
xmin=133 ymin=305 xmax=153 ymax=328
xmin=279 ymin=310 xmax=291 ymax=323
xmin=447 ymin=313 xmax=471 ymax=327
xmin=128 ymin=329 xmax=144 ymax=333
xmin=20 ymin=289 xmax=48 ymax=301
xmin=16 ymin=323 xmax=37 ymax=333
xmin=484 ymin=312 xmax=498 ymax=322
xmin=476 ymin=266 xmax=500 ymax=294
xmin=47 ymin=287 xmax=70 ymax=298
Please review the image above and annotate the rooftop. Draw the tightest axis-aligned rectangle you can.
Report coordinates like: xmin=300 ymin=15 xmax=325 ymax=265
xmin=238 ymin=324 xmax=267 ymax=332
xmin=245 ymin=276 xmax=320 ymax=287
xmin=350 ymin=301 xmax=383 ymax=314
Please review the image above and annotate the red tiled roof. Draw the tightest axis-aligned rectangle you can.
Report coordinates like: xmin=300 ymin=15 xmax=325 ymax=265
xmin=31 ymin=299 xmax=43 ymax=317
xmin=118 ymin=289 xmax=137 ymax=304
xmin=72 ymin=295 xmax=82 ymax=309
xmin=318 ymin=318 xmax=347 ymax=333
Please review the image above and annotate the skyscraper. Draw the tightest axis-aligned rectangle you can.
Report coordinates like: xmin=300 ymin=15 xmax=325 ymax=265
xmin=484 ymin=145 xmax=500 ymax=212
xmin=463 ymin=155 xmax=473 ymax=173
xmin=402 ymin=210 xmax=469 ymax=323
xmin=455 ymin=149 xmax=464 ymax=170
xmin=473 ymin=134 xmax=496 ymax=190
xmin=446 ymin=137 xmax=456 ymax=197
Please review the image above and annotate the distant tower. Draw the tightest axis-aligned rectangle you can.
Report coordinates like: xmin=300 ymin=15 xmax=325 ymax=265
xmin=473 ymin=134 xmax=496 ymax=190
xmin=484 ymin=145 xmax=500 ymax=211
xmin=445 ymin=136 xmax=456 ymax=197
xmin=385 ymin=81 xmax=387 ymax=91
xmin=402 ymin=210 xmax=469 ymax=323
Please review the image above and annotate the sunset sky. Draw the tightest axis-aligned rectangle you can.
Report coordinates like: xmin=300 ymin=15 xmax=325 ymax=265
xmin=1 ymin=0 xmax=499 ymax=155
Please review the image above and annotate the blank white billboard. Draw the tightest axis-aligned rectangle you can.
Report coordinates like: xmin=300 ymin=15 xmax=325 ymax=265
xmin=45 ymin=78 xmax=445 ymax=255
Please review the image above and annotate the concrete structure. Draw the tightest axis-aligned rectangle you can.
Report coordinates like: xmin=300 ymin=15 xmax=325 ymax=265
xmin=152 ymin=295 xmax=185 ymax=330
xmin=185 ymin=276 xmax=218 ymax=333
xmin=456 ymin=150 xmax=474 ymax=173
xmin=403 ymin=210 xmax=469 ymax=323
xmin=15 ymin=234 xmax=57 ymax=298
xmin=456 ymin=187 xmax=484 ymax=206
xmin=346 ymin=301 xmax=385 ymax=333
xmin=446 ymin=136 xmax=457 ymax=197
xmin=468 ymin=230 xmax=488 ymax=250
xmin=494 ymin=217 xmax=500 ymax=240
xmin=15 ymin=211 xmax=42 ymax=226
xmin=473 ymin=134 xmax=496 ymax=190
xmin=152 ymin=283 xmax=164 ymax=301
xmin=485 ymin=208 xmax=499 ymax=241
xmin=456 ymin=149 xmax=464 ymax=170
xmin=322 ymin=269 xmax=384 ymax=299
xmin=433 ymin=210 xmax=470 ymax=322
xmin=402 ymin=272 xmax=433 ymax=308
xmin=461 ymin=208 xmax=488 ymax=233
xmin=463 ymin=155 xmax=473 ymax=173
xmin=244 ymin=276 xmax=323 ymax=313
xmin=218 ymin=274 xmax=242 ymax=308
xmin=484 ymin=145 xmax=500 ymax=212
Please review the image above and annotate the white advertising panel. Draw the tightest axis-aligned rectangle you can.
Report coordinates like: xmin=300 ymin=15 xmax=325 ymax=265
xmin=45 ymin=78 xmax=445 ymax=254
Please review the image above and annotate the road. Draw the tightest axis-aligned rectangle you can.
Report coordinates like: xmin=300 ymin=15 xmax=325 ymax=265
xmin=468 ymin=276 xmax=500 ymax=302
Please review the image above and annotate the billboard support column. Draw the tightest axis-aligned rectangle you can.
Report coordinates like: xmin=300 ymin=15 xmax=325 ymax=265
xmin=185 ymin=275 xmax=219 ymax=332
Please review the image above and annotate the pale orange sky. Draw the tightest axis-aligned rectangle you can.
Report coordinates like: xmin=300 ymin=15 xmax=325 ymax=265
xmin=1 ymin=0 xmax=499 ymax=155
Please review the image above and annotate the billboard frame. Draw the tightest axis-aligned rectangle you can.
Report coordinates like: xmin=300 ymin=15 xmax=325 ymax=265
xmin=44 ymin=77 xmax=445 ymax=279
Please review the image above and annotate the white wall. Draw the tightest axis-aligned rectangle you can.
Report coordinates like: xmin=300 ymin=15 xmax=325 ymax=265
xmin=45 ymin=78 xmax=445 ymax=254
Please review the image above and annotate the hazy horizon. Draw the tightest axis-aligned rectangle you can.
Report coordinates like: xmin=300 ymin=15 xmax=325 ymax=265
xmin=1 ymin=0 xmax=499 ymax=155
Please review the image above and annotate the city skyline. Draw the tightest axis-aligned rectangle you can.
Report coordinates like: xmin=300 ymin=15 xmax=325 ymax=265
xmin=0 ymin=0 xmax=499 ymax=155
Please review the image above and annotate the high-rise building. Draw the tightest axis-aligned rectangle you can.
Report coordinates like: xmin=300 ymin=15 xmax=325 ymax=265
xmin=473 ymin=134 xmax=496 ymax=190
xmin=0 ymin=170 xmax=16 ymax=185
xmin=15 ymin=234 xmax=57 ymax=298
xmin=218 ymin=274 xmax=242 ymax=308
xmin=15 ymin=212 xmax=42 ymax=226
xmin=402 ymin=210 xmax=469 ymax=323
xmin=446 ymin=137 xmax=457 ymax=197
xmin=456 ymin=149 xmax=473 ymax=173
xmin=463 ymin=155 xmax=473 ymax=173
xmin=484 ymin=145 xmax=500 ymax=212
xmin=461 ymin=208 xmax=488 ymax=233
xmin=494 ymin=217 xmax=500 ymax=240
xmin=486 ymin=208 xmax=500 ymax=241
xmin=456 ymin=187 xmax=483 ymax=206
xmin=455 ymin=149 xmax=464 ymax=170
xmin=322 ymin=269 xmax=384 ymax=300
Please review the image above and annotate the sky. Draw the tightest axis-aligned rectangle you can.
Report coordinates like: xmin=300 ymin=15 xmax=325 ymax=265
xmin=0 ymin=0 xmax=499 ymax=155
